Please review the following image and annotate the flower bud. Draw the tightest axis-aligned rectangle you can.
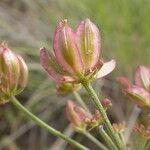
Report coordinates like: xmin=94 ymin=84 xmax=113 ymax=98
xmin=91 ymin=110 xmax=103 ymax=127
xmin=66 ymin=101 xmax=92 ymax=130
xmin=56 ymin=83 xmax=80 ymax=94
xmin=125 ymin=85 xmax=150 ymax=108
xmin=135 ymin=66 xmax=150 ymax=92
xmin=0 ymin=42 xmax=28 ymax=104
xmin=134 ymin=124 xmax=150 ymax=139
xmin=40 ymin=47 xmax=78 ymax=93
xmin=118 ymin=65 xmax=150 ymax=109
xmin=53 ymin=20 xmax=83 ymax=75
xmin=102 ymin=98 xmax=112 ymax=110
xmin=0 ymin=43 xmax=20 ymax=93
xmin=66 ymin=101 xmax=103 ymax=131
xmin=112 ymin=123 xmax=126 ymax=133
xmin=16 ymin=55 xmax=28 ymax=93
xmin=76 ymin=19 xmax=101 ymax=70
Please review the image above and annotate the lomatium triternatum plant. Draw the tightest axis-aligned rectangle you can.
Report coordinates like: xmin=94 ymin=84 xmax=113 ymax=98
xmin=0 ymin=19 xmax=149 ymax=150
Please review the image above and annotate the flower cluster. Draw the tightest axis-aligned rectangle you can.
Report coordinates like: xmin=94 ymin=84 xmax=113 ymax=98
xmin=0 ymin=42 xmax=28 ymax=104
xmin=40 ymin=19 xmax=116 ymax=93
xmin=66 ymin=101 xmax=102 ymax=131
xmin=112 ymin=123 xmax=126 ymax=133
xmin=118 ymin=66 xmax=150 ymax=108
xmin=134 ymin=124 xmax=150 ymax=139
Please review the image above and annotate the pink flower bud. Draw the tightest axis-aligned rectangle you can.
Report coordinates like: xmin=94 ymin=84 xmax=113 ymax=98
xmin=66 ymin=101 xmax=103 ymax=131
xmin=118 ymin=65 xmax=150 ymax=109
xmin=66 ymin=101 xmax=92 ymax=130
xmin=135 ymin=66 xmax=150 ymax=92
xmin=40 ymin=47 xmax=78 ymax=93
xmin=40 ymin=47 xmax=68 ymax=82
xmin=76 ymin=19 xmax=101 ymax=70
xmin=102 ymin=98 xmax=112 ymax=110
xmin=53 ymin=20 xmax=83 ymax=75
xmin=16 ymin=55 xmax=28 ymax=93
xmin=125 ymin=85 xmax=150 ymax=108
xmin=0 ymin=42 xmax=28 ymax=104
xmin=0 ymin=43 xmax=20 ymax=93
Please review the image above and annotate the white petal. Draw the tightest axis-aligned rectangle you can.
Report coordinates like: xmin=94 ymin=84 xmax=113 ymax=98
xmin=96 ymin=59 xmax=116 ymax=79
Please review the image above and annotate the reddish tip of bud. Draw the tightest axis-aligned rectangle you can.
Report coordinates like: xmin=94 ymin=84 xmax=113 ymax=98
xmin=102 ymin=98 xmax=112 ymax=110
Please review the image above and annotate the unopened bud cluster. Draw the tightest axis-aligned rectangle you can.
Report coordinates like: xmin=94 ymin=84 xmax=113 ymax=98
xmin=134 ymin=124 xmax=150 ymax=139
xmin=40 ymin=19 xmax=116 ymax=93
xmin=112 ymin=123 xmax=126 ymax=133
xmin=118 ymin=66 xmax=150 ymax=108
xmin=66 ymin=101 xmax=102 ymax=131
xmin=0 ymin=42 xmax=28 ymax=104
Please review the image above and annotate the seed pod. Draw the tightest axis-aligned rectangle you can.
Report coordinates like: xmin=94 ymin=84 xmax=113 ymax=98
xmin=0 ymin=42 xmax=28 ymax=104
xmin=53 ymin=20 xmax=83 ymax=75
xmin=76 ymin=19 xmax=101 ymax=70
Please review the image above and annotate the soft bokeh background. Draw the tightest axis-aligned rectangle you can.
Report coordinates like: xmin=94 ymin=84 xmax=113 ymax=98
xmin=0 ymin=0 xmax=149 ymax=150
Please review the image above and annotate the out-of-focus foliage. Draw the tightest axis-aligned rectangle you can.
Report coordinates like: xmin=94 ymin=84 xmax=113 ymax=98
xmin=0 ymin=0 xmax=149 ymax=150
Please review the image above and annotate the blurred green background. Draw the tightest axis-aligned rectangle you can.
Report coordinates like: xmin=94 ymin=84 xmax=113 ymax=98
xmin=0 ymin=0 xmax=149 ymax=150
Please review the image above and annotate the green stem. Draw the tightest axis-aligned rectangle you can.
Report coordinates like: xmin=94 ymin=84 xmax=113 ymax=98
xmin=82 ymin=81 xmax=122 ymax=149
xmin=119 ymin=133 xmax=126 ymax=149
xmin=11 ymin=96 xmax=89 ymax=150
xmin=73 ymin=90 xmax=89 ymax=112
xmin=98 ymin=127 xmax=118 ymax=150
xmin=82 ymin=131 xmax=108 ymax=150
xmin=73 ymin=90 xmax=115 ymax=149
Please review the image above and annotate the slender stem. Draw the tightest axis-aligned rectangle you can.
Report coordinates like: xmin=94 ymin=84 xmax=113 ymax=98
xmin=73 ymin=90 xmax=89 ymax=112
xmin=73 ymin=90 xmax=115 ymax=149
xmin=82 ymin=131 xmax=108 ymax=150
xmin=11 ymin=96 xmax=89 ymax=150
xmin=82 ymin=81 xmax=122 ymax=149
xmin=119 ymin=133 xmax=126 ymax=149
xmin=98 ymin=127 xmax=118 ymax=150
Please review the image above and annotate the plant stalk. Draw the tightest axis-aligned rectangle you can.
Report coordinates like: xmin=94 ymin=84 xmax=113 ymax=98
xmin=82 ymin=131 xmax=108 ymax=150
xmin=73 ymin=90 xmax=115 ymax=149
xmin=73 ymin=90 xmax=89 ymax=112
xmin=11 ymin=96 xmax=89 ymax=150
xmin=98 ymin=127 xmax=118 ymax=150
xmin=82 ymin=81 xmax=122 ymax=149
